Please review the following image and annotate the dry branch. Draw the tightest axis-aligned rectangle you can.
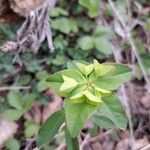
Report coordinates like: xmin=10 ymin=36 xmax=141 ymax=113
xmin=111 ymin=44 xmax=134 ymax=150
xmin=108 ymin=0 xmax=150 ymax=90
xmin=0 ymin=0 xmax=57 ymax=57
xmin=0 ymin=86 xmax=31 ymax=91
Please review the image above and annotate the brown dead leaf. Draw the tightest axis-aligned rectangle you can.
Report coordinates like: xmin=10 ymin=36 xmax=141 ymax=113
xmin=140 ymin=92 xmax=150 ymax=109
xmin=0 ymin=119 xmax=18 ymax=148
xmin=24 ymin=89 xmax=63 ymax=124
xmin=0 ymin=0 xmax=10 ymax=16
xmin=118 ymin=130 xmax=129 ymax=139
xmin=0 ymin=0 xmax=21 ymax=24
xmin=114 ymin=20 xmax=126 ymax=39
xmin=8 ymin=0 xmax=45 ymax=16
xmin=91 ymin=142 xmax=103 ymax=150
xmin=42 ymin=89 xmax=63 ymax=123
xmin=0 ymin=0 xmax=20 ymax=24
xmin=24 ymin=103 xmax=42 ymax=124
xmin=116 ymin=136 xmax=149 ymax=150
xmin=125 ymin=82 xmax=150 ymax=115
xmin=102 ymin=136 xmax=116 ymax=150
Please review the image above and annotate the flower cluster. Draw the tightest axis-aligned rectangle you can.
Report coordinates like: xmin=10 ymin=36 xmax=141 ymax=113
xmin=59 ymin=60 xmax=115 ymax=105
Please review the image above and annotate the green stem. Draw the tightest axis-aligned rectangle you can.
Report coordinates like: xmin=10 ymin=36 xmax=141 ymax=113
xmin=65 ymin=127 xmax=79 ymax=150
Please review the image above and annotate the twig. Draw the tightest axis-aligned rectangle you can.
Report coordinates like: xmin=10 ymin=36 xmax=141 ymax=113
xmin=57 ymin=144 xmax=66 ymax=150
xmin=108 ymin=0 xmax=150 ymax=90
xmin=126 ymin=0 xmax=132 ymax=22
xmin=24 ymin=138 xmax=35 ymax=150
xmin=0 ymin=86 xmax=31 ymax=91
xmin=121 ymin=85 xmax=134 ymax=149
xmin=80 ymin=134 xmax=90 ymax=150
xmin=0 ymin=0 xmax=57 ymax=55
xmin=112 ymin=44 xmax=134 ymax=150
xmin=88 ymin=129 xmax=113 ymax=143
xmin=140 ymin=144 xmax=150 ymax=150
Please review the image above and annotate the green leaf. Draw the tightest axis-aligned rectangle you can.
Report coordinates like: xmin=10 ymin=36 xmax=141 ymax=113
xmin=46 ymin=69 xmax=85 ymax=97
xmin=77 ymin=19 xmax=93 ymax=32
xmin=84 ymin=90 xmax=102 ymax=105
xmin=70 ymin=90 xmax=84 ymax=100
xmin=47 ymin=69 xmax=85 ymax=83
xmin=5 ymin=138 xmax=20 ymax=150
xmin=69 ymin=19 xmax=78 ymax=33
xmin=37 ymin=109 xmax=65 ymax=147
xmin=79 ymin=0 xmax=100 ymax=18
xmin=23 ymin=93 xmax=37 ymax=112
xmin=54 ymin=35 xmax=68 ymax=50
xmin=65 ymin=128 xmax=79 ymax=150
xmin=52 ymin=54 xmax=67 ymax=66
xmin=93 ymin=60 xmax=115 ymax=77
xmin=3 ymin=109 xmax=24 ymax=121
xmin=37 ymin=80 xmax=49 ymax=92
xmin=94 ymin=26 xmax=113 ymax=37
xmin=69 ymin=85 xmax=86 ymax=103
xmin=93 ymin=94 xmax=127 ymax=129
xmin=36 ymin=71 xmax=49 ymax=81
xmin=67 ymin=60 xmax=89 ymax=70
xmin=92 ymin=115 xmax=116 ymax=129
xmin=50 ymin=7 xmax=68 ymax=17
xmin=94 ymin=36 xmax=112 ymax=55
xmin=70 ymin=89 xmax=101 ymax=105
xmin=78 ymin=36 xmax=94 ymax=50
xmin=17 ymin=75 xmax=31 ymax=86
xmin=25 ymin=121 xmax=40 ymax=138
xmin=94 ymin=64 xmax=132 ymax=90
xmin=65 ymin=99 xmax=97 ymax=137
xmin=67 ymin=61 xmax=79 ymax=70
xmin=92 ymin=85 xmax=111 ymax=94
xmin=51 ymin=17 xmax=78 ymax=34
xmin=51 ymin=17 xmax=71 ymax=34
xmin=75 ymin=63 xmax=94 ymax=76
xmin=60 ymin=75 xmax=79 ymax=93
xmin=8 ymin=90 xmax=22 ymax=109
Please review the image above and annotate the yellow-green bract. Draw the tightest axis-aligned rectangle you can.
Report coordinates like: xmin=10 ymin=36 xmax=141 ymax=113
xmin=44 ymin=59 xmax=132 ymax=138
xmin=46 ymin=59 xmax=132 ymax=106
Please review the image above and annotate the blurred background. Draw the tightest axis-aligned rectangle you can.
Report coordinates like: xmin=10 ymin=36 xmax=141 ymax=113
xmin=0 ymin=0 xmax=150 ymax=149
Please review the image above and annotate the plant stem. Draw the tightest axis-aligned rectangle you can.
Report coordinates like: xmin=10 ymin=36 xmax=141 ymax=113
xmin=0 ymin=86 xmax=31 ymax=91
xmin=112 ymin=44 xmax=134 ymax=150
xmin=108 ymin=0 xmax=150 ymax=90
xmin=65 ymin=127 xmax=79 ymax=150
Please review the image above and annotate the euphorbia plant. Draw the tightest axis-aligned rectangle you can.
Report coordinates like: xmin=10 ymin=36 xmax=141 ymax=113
xmin=37 ymin=60 xmax=132 ymax=149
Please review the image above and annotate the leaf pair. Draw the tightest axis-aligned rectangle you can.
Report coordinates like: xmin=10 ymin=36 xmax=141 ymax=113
xmin=46 ymin=60 xmax=132 ymax=102
xmin=78 ymin=26 xmax=114 ymax=55
xmin=3 ymin=91 xmax=37 ymax=121
xmin=51 ymin=17 xmax=78 ymax=34
xmin=79 ymin=0 xmax=100 ymax=18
